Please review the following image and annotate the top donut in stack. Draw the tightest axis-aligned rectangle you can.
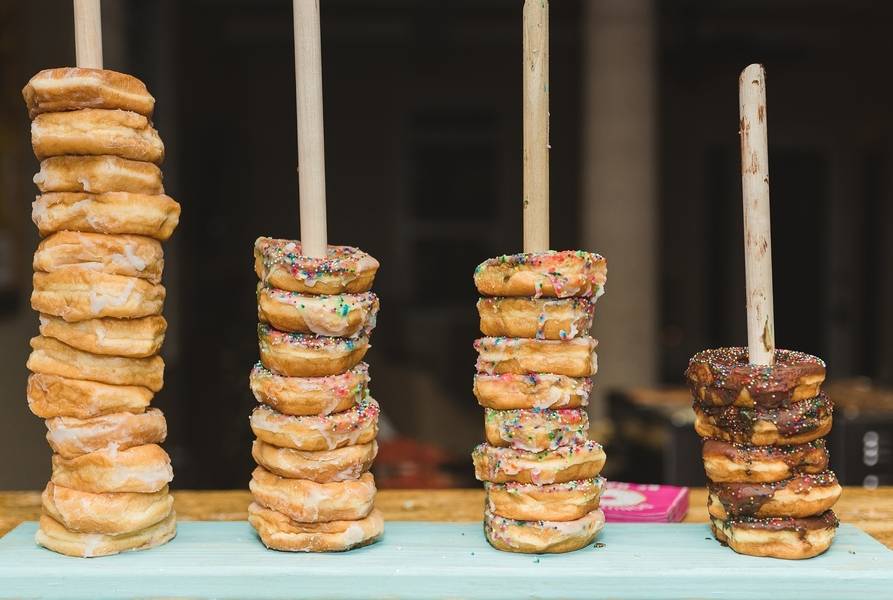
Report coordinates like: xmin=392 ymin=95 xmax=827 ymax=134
xmin=686 ymin=347 xmax=841 ymax=559
xmin=471 ymin=251 xmax=609 ymax=554
xmin=248 ymin=238 xmax=384 ymax=552
xmin=22 ymin=68 xmax=181 ymax=557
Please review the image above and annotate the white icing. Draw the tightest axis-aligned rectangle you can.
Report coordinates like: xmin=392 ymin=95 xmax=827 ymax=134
xmin=89 ymin=279 xmax=136 ymax=314
xmin=342 ymin=524 xmax=366 ymax=547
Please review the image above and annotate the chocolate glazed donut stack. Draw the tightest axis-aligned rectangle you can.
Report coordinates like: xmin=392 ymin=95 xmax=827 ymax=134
xmin=248 ymin=238 xmax=384 ymax=552
xmin=21 ymin=68 xmax=180 ymax=557
xmin=471 ymin=251 xmax=609 ymax=553
xmin=686 ymin=348 xmax=842 ymax=559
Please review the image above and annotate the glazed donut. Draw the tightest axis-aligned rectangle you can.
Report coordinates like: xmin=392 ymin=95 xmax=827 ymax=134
xmin=51 ymin=443 xmax=173 ymax=493
xmin=710 ymin=511 xmax=838 ymax=560
xmin=36 ymin=510 xmax=175 ymax=558
xmin=250 ymin=467 xmax=376 ymax=523
xmin=27 ymin=335 xmax=164 ymax=392
xmin=42 ymin=482 xmax=173 ymax=535
xmin=249 ymin=362 xmax=367 ymax=416
xmin=46 ymin=408 xmax=167 ymax=459
xmin=257 ymin=286 xmax=378 ymax=337
xmin=485 ymin=478 xmax=604 ymax=522
xmin=34 ymin=155 xmax=163 ymax=194
xmin=484 ymin=508 xmax=605 ymax=554
xmin=254 ymin=237 xmax=379 ymax=295
xmin=477 ymin=297 xmax=594 ymax=340
xmin=32 ymin=270 xmax=165 ymax=322
xmin=258 ymin=324 xmax=369 ymax=377
xmin=472 ymin=441 xmax=606 ymax=485
xmin=22 ymin=67 xmax=154 ymax=118
xmin=483 ymin=407 xmax=588 ymax=452
xmin=474 ymin=251 xmax=607 ymax=299
xmin=34 ymin=231 xmax=164 ymax=283
xmin=249 ymin=503 xmax=383 ymax=553
xmin=31 ymin=108 xmax=164 ymax=164
xmin=33 ymin=192 xmax=180 ymax=241
xmin=707 ymin=471 xmax=841 ymax=520
xmin=703 ymin=439 xmax=829 ymax=483
xmin=686 ymin=347 xmax=825 ymax=408
xmin=252 ymin=440 xmax=377 ymax=483
xmin=250 ymin=398 xmax=379 ymax=451
xmin=474 ymin=336 xmax=598 ymax=378
xmin=28 ymin=373 xmax=152 ymax=419
xmin=39 ymin=314 xmax=166 ymax=358
xmin=693 ymin=394 xmax=832 ymax=446
xmin=474 ymin=373 xmax=591 ymax=410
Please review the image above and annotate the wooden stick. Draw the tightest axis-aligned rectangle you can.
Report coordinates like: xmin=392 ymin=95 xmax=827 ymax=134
xmin=73 ymin=0 xmax=103 ymax=69
xmin=293 ymin=0 xmax=328 ymax=258
xmin=739 ymin=64 xmax=775 ymax=365
xmin=522 ymin=0 xmax=549 ymax=253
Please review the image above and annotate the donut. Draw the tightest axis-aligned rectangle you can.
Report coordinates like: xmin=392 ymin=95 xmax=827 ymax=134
xmin=46 ymin=408 xmax=167 ymax=459
xmin=51 ymin=443 xmax=173 ymax=493
xmin=686 ymin=347 xmax=825 ymax=408
xmin=483 ymin=407 xmax=588 ymax=452
xmin=249 ymin=467 xmax=376 ymax=523
xmin=257 ymin=286 xmax=378 ymax=337
xmin=472 ymin=441 xmax=606 ymax=485
xmin=474 ymin=336 xmax=598 ymax=378
xmin=252 ymin=440 xmax=377 ymax=483
xmin=33 ymin=231 xmax=164 ymax=283
xmin=258 ymin=323 xmax=369 ymax=377
xmin=477 ymin=297 xmax=594 ymax=340
xmin=32 ymin=192 xmax=180 ymax=241
xmin=249 ymin=362 xmax=367 ymax=416
xmin=31 ymin=270 xmax=165 ymax=322
xmin=707 ymin=471 xmax=841 ymax=520
xmin=484 ymin=508 xmax=605 ymax=554
xmin=474 ymin=373 xmax=591 ymax=410
xmin=31 ymin=108 xmax=164 ymax=163
xmin=28 ymin=373 xmax=153 ymax=419
xmin=693 ymin=393 xmax=832 ymax=446
xmin=254 ymin=238 xmax=379 ymax=295
xmin=250 ymin=399 xmax=379 ymax=451
xmin=710 ymin=511 xmax=838 ymax=560
xmin=485 ymin=477 xmax=604 ymax=522
xmin=249 ymin=503 xmax=383 ymax=553
xmin=474 ymin=251 xmax=607 ymax=298
xmin=36 ymin=510 xmax=176 ymax=558
xmin=22 ymin=67 xmax=154 ymax=118
xmin=703 ymin=439 xmax=829 ymax=483
xmin=34 ymin=155 xmax=164 ymax=194
xmin=38 ymin=314 xmax=166 ymax=358
xmin=27 ymin=335 xmax=164 ymax=392
xmin=42 ymin=482 xmax=173 ymax=535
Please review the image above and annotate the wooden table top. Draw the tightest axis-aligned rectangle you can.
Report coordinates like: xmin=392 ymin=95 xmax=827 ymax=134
xmin=2 ymin=487 xmax=891 ymax=549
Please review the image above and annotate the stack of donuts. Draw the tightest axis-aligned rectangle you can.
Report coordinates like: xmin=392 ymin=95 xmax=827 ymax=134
xmin=248 ymin=238 xmax=384 ymax=552
xmin=471 ymin=251 xmax=608 ymax=553
xmin=22 ymin=68 xmax=180 ymax=557
xmin=686 ymin=348 xmax=841 ymax=559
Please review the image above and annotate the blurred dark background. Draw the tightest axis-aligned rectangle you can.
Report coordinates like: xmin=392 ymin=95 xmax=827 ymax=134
xmin=1 ymin=0 xmax=891 ymax=490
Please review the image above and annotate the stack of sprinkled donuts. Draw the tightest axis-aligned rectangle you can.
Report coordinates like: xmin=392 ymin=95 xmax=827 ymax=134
xmin=22 ymin=68 xmax=181 ymax=557
xmin=248 ymin=237 xmax=384 ymax=551
xmin=686 ymin=347 xmax=842 ymax=559
xmin=471 ymin=251 xmax=609 ymax=553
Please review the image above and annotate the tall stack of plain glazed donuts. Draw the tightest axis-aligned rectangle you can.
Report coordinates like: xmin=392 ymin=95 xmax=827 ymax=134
xmin=686 ymin=348 xmax=841 ymax=559
xmin=471 ymin=251 xmax=608 ymax=553
xmin=22 ymin=68 xmax=180 ymax=557
xmin=248 ymin=238 xmax=384 ymax=551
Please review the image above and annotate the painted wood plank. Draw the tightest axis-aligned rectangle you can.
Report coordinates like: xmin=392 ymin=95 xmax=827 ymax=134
xmin=1 ymin=522 xmax=892 ymax=599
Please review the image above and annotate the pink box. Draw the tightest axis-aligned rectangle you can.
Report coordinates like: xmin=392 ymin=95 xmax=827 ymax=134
xmin=600 ymin=481 xmax=689 ymax=523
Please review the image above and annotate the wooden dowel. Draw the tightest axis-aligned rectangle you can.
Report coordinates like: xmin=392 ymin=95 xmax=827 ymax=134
xmin=739 ymin=63 xmax=775 ymax=365
xmin=293 ymin=0 xmax=328 ymax=258
xmin=522 ymin=0 xmax=549 ymax=253
xmin=73 ymin=0 xmax=103 ymax=69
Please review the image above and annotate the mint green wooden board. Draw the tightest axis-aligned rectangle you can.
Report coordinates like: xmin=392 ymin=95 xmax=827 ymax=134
xmin=1 ymin=522 xmax=891 ymax=599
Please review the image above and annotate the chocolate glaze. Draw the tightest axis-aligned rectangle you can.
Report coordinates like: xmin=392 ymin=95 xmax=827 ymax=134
xmin=695 ymin=392 xmax=832 ymax=438
xmin=708 ymin=471 xmax=838 ymax=517
xmin=703 ymin=439 xmax=829 ymax=474
xmin=727 ymin=510 xmax=839 ymax=532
